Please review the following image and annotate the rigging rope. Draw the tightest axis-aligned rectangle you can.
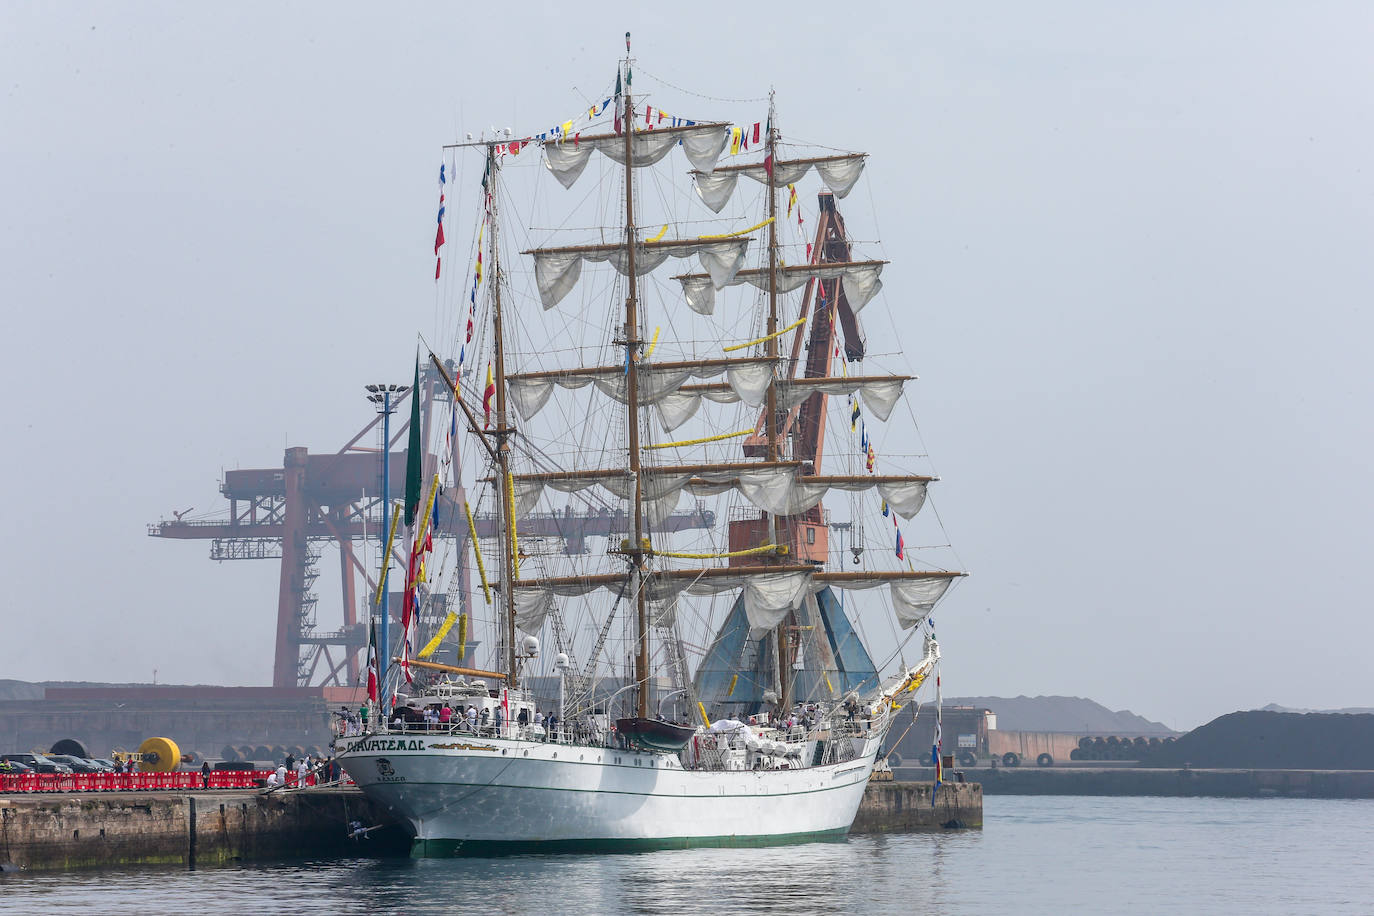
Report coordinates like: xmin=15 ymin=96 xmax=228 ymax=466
xmin=374 ymin=504 xmax=402 ymax=605
xmin=698 ymin=216 xmax=774 ymax=239
xmin=418 ymin=611 xmax=459 ymax=659
xmin=504 ymin=472 xmax=520 ymax=576
xmin=651 ymin=542 xmax=785 ymax=560
xmin=643 ymin=428 xmax=753 ymax=450
xmin=722 ymin=315 xmax=806 ymax=352
xmin=463 ymin=501 xmax=491 ymax=604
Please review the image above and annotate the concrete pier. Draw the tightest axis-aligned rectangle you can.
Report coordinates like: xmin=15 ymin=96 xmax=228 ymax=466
xmin=0 ymin=788 xmax=406 ymax=871
xmin=851 ymin=781 xmax=983 ymax=833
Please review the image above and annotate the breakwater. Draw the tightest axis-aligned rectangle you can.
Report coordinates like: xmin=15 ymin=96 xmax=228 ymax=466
xmin=1 ymin=780 xmax=976 ymax=870
xmin=896 ymin=765 xmax=1374 ymax=798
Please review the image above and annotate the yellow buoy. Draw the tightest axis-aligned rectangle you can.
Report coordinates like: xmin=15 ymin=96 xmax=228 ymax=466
xmin=137 ymin=736 xmax=181 ymax=773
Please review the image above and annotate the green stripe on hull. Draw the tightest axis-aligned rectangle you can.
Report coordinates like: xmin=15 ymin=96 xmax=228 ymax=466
xmin=414 ymin=827 xmax=851 ymax=857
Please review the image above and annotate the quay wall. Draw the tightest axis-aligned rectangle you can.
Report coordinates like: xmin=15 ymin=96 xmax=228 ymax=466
xmin=895 ymin=765 xmax=1374 ymax=798
xmin=0 ymin=788 xmax=405 ymax=871
xmin=851 ymin=781 xmax=982 ymax=832
xmin=3 ymin=780 xmax=975 ymax=870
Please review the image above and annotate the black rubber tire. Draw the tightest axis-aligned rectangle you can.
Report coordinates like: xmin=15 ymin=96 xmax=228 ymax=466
xmin=50 ymin=738 xmax=88 ymax=758
xmin=220 ymin=745 xmax=239 ymax=762
xmin=887 ymin=751 xmax=902 ymax=767
xmin=1036 ymin=753 xmax=1054 ymax=767
xmin=1070 ymin=748 xmax=1083 ymax=761
xmin=1078 ymin=736 xmax=1095 ymax=750
xmin=958 ymin=751 xmax=977 ymax=767
xmin=1002 ymin=752 xmax=1021 ymax=767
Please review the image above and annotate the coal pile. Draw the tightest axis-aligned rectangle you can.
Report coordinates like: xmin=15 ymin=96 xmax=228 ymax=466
xmin=1144 ymin=711 xmax=1374 ymax=770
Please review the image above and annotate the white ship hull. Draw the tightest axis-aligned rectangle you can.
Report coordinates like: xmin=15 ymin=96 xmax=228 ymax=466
xmin=337 ymin=727 xmax=887 ymax=854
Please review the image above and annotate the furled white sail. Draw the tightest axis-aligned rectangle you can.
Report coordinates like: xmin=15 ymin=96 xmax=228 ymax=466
xmin=543 ymin=124 xmax=730 ymax=190
xmin=642 ymin=570 xmax=813 ymax=632
xmin=506 ymin=358 xmax=774 ymax=422
xmin=656 ymin=375 xmax=908 ymax=432
xmin=816 ymin=576 xmax=954 ymax=630
xmin=532 ymin=238 xmax=751 ymax=310
xmin=508 ymin=467 xmax=928 ymax=523
xmin=692 ymin=155 xmax=867 ymax=212
xmin=677 ymin=262 xmax=885 ymax=316
xmin=778 ymin=377 xmax=906 ymax=421
xmin=511 ymin=569 xmax=954 ymax=636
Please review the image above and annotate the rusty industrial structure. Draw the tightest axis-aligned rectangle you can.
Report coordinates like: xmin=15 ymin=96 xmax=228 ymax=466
xmin=149 ymin=359 xmax=716 ymax=689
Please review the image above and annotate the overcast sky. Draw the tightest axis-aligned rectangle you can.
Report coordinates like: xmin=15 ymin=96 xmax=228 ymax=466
xmin=3 ymin=2 xmax=1370 ymax=730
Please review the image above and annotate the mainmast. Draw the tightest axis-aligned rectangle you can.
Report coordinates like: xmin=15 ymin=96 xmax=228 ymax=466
xmin=488 ymin=144 xmax=520 ymax=689
xmin=764 ymin=95 xmax=794 ymax=716
xmin=620 ymin=37 xmax=652 ymax=721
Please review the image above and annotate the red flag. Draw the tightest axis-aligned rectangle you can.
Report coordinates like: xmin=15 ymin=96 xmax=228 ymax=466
xmin=365 ymin=620 xmax=379 ymax=702
xmin=482 ymin=363 xmax=496 ymax=428
xmin=752 ymin=122 xmax=761 ymax=145
xmin=435 ymin=257 xmax=441 ymax=280
xmin=434 ymin=193 xmax=445 ymax=254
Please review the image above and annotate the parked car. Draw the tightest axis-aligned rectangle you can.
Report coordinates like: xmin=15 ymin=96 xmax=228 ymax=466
xmin=89 ymin=758 xmax=120 ymax=772
xmin=0 ymin=754 xmax=72 ymax=774
xmin=47 ymin=755 xmax=103 ymax=774
xmin=0 ymin=758 xmax=35 ymax=773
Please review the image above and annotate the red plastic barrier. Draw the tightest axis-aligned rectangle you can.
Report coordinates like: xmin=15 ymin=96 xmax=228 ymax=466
xmin=0 ymin=768 xmax=289 ymax=793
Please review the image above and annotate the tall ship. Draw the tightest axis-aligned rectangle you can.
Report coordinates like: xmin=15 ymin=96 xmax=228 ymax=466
xmin=336 ymin=36 xmax=965 ymax=854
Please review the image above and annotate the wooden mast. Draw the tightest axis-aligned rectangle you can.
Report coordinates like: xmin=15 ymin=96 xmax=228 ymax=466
xmin=764 ymin=95 xmax=795 ymax=717
xmin=621 ymin=40 xmax=652 ymax=721
xmin=488 ymin=144 xmax=519 ymax=690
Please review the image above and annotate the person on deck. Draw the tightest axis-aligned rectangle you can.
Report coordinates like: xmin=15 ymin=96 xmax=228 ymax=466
xmin=466 ymin=705 xmax=478 ymax=732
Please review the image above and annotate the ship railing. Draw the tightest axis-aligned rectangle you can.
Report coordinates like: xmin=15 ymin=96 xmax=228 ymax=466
xmin=371 ymin=717 xmax=622 ymax=749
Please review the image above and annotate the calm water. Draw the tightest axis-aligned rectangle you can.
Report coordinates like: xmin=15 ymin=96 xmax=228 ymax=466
xmin=2 ymin=795 xmax=1370 ymax=914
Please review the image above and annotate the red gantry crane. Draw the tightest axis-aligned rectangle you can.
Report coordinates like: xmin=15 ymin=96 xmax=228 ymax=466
xmin=149 ymin=360 xmax=715 ymax=688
